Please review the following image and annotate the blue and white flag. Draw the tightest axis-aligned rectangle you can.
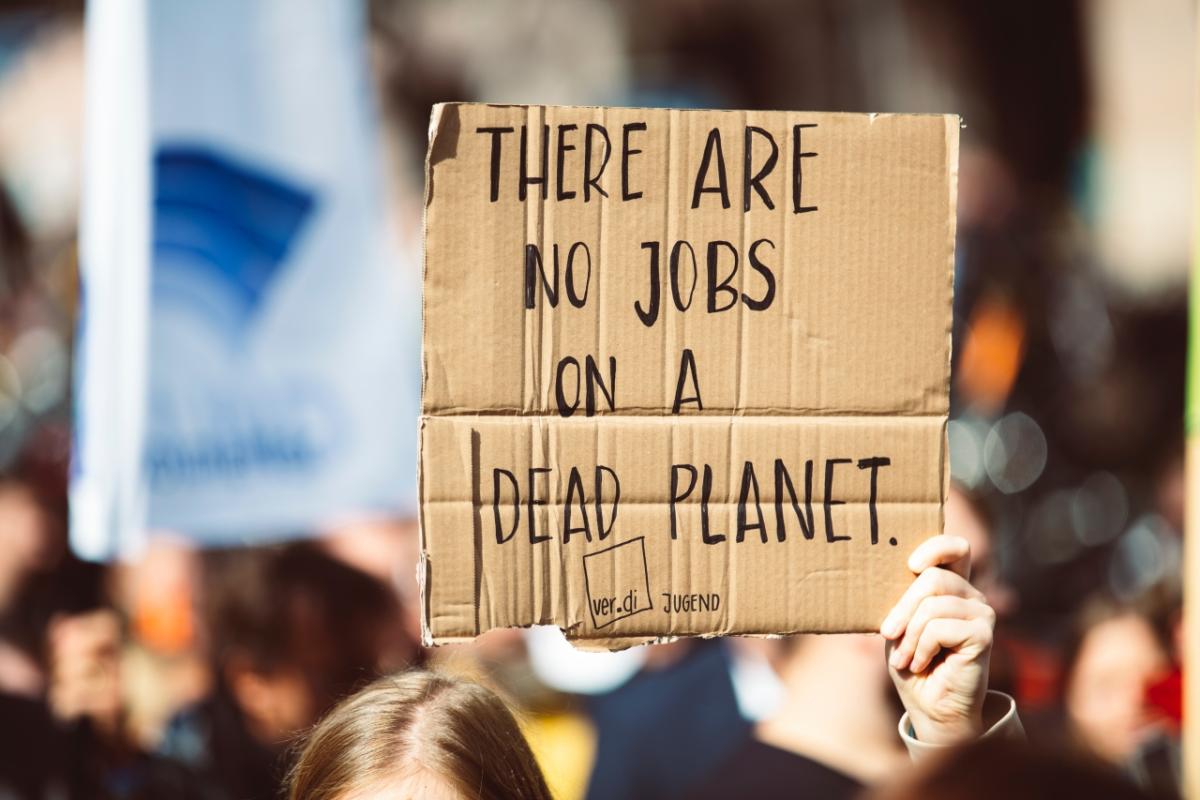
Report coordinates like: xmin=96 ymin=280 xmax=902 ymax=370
xmin=72 ymin=0 xmax=419 ymax=559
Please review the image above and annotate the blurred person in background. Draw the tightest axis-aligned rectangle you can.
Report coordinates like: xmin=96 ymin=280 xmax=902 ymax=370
xmin=1127 ymin=585 xmax=1185 ymax=797
xmin=584 ymin=638 xmax=748 ymax=800
xmin=157 ymin=541 xmax=418 ymax=800
xmin=0 ymin=469 xmax=205 ymax=797
xmin=5 ymin=528 xmax=422 ymax=799
xmin=687 ymin=536 xmax=1019 ymax=800
xmin=690 ymin=634 xmax=906 ymax=798
xmin=864 ymin=737 xmax=1155 ymax=800
xmin=1061 ymin=595 xmax=1176 ymax=791
xmin=42 ymin=606 xmax=206 ymax=799
xmin=287 ymin=669 xmax=553 ymax=800
xmin=320 ymin=516 xmax=426 ymax=654
xmin=0 ymin=474 xmax=68 ymax=696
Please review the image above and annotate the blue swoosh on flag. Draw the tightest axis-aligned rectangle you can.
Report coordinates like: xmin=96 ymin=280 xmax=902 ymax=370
xmin=153 ymin=145 xmax=316 ymax=336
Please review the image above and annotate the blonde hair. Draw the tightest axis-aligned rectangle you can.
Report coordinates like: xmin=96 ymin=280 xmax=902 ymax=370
xmin=288 ymin=670 xmax=553 ymax=800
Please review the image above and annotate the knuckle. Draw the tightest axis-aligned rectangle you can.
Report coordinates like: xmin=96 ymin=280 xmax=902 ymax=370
xmin=913 ymin=593 xmax=936 ymax=616
xmin=912 ymin=570 xmax=938 ymax=597
xmin=917 ymin=595 xmax=949 ymax=626
xmin=919 ymin=567 xmax=944 ymax=589
xmin=933 ymin=568 xmax=957 ymax=594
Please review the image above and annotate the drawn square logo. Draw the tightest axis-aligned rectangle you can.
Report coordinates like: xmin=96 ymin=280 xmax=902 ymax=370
xmin=583 ymin=537 xmax=653 ymax=629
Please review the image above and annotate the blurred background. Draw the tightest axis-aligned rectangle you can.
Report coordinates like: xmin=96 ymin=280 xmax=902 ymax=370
xmin=0 ymin=0 xmax=1193 ymax=798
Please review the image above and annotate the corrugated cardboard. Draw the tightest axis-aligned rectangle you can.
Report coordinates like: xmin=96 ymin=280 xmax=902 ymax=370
xmin=420 ymin=103 xmax=957 ymax=647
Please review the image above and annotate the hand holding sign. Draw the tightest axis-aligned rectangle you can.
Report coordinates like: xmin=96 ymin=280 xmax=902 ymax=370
xmin=881 ymin=535 xmax=995 ymax=745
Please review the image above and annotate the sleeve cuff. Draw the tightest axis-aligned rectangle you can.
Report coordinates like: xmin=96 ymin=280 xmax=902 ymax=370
xmin=898 ymin=690 xmax=1024 ymax=761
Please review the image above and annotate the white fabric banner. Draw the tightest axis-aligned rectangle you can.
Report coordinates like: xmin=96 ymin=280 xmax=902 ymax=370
xmin=72 ymin=0 xmax=419 ymax=559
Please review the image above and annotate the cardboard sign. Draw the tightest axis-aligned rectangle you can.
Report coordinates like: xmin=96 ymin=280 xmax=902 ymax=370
xmin=420 ymin=103 xmax=957 ymax=646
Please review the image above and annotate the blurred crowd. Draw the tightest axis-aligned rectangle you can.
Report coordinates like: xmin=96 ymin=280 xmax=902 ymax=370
xmin=0 ymin=0 xmax=1193 ymax=798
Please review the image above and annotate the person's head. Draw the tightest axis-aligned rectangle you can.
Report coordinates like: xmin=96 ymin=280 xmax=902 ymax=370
xmin=1063 ymin=596 xmax=1170 ymax=762
xmin=319 ymin=516 xmax=424 ymax=657
xmin=864 ymin=736 xmax=1152 ymax=800
xmin=761 ymin=631 xmax=901 ymax=724
xmin=770 ymin=632 xmax=888 ymax=685
xmin=287 ymin=670 xmax=552 ymax=800
xmin=204 ymin=541 xmax=406 ymax=744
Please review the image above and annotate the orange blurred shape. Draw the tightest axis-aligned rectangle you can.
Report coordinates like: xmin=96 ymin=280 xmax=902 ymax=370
xmin=957 ymin=296 xmax=1026 ymax=413
xmin=133 ymin=593 xmax=194 ymax=655
xmin=124 ymin=538 xmax=198 ymax=655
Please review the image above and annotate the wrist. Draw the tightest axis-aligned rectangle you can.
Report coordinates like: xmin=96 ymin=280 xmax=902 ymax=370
xmin=906 ymin=708 xmax=983 ymax=745
xmin=899 ymin=692 xmax=1024 ymax=761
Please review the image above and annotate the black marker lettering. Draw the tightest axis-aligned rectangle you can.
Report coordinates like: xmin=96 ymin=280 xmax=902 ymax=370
xmin=706 ymin=240 xmax=739 ymax=313
xmin=595 ymin=465 xmax=620 ymax=540
xmin=856 ymin=457 xmax=891 ymax=545
xmin=736 ymin=461 xmax=767 ymax=543
xmin=743 ymin=238 xmax=776 ymax=311
xmin=700 ymin=465 xmax=726 ymax=544
xmin=527 ymin=467 xmax=552 ymax=544
xmin=774 ymin=458 xmax=814 ymax=541
xmin=669 ymin=464 xmax=698 ymax=540
xmin=492 ymin=468 xmax=519 ymax=544
xmin=672 ymin=348 xmax=703 ymax=413
xmin=823 ymin=458 xmax=851 ymax=542
xmin=670 ymin=240 xmax=698 ymax=311
xmin=792 ymin=124 xmax=818 ymax=214
xmin=743 ymin=126 xmax=778 ymax=211
xmin=584 ymin=355 xmax=616 ymax=415
xmin=621 ymin=122 xmax=647 ymax=200
xmin=519 ymin=124 xmax=549 ymax=201
xmin=555 ymin=123 xmax=578 ymax=201
xmin=555 ymin=356 xmax=580 ymax=417
xmin=564 ymin=241 xmax=590 ymax=308
xmin=692 ymin=128 xmax=730 ymax=209
xmin=524 ymin=243 xmax=558 ymax=309
xmin=635 ymin=241 xmax=661 ymax=327
xmin=476 ymin=126 xmax=514 ymax=202
xmin=584 ymin=123 xmax=611 ymax=200
xmin=563 ymin=466 xmax=591 ymax=543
